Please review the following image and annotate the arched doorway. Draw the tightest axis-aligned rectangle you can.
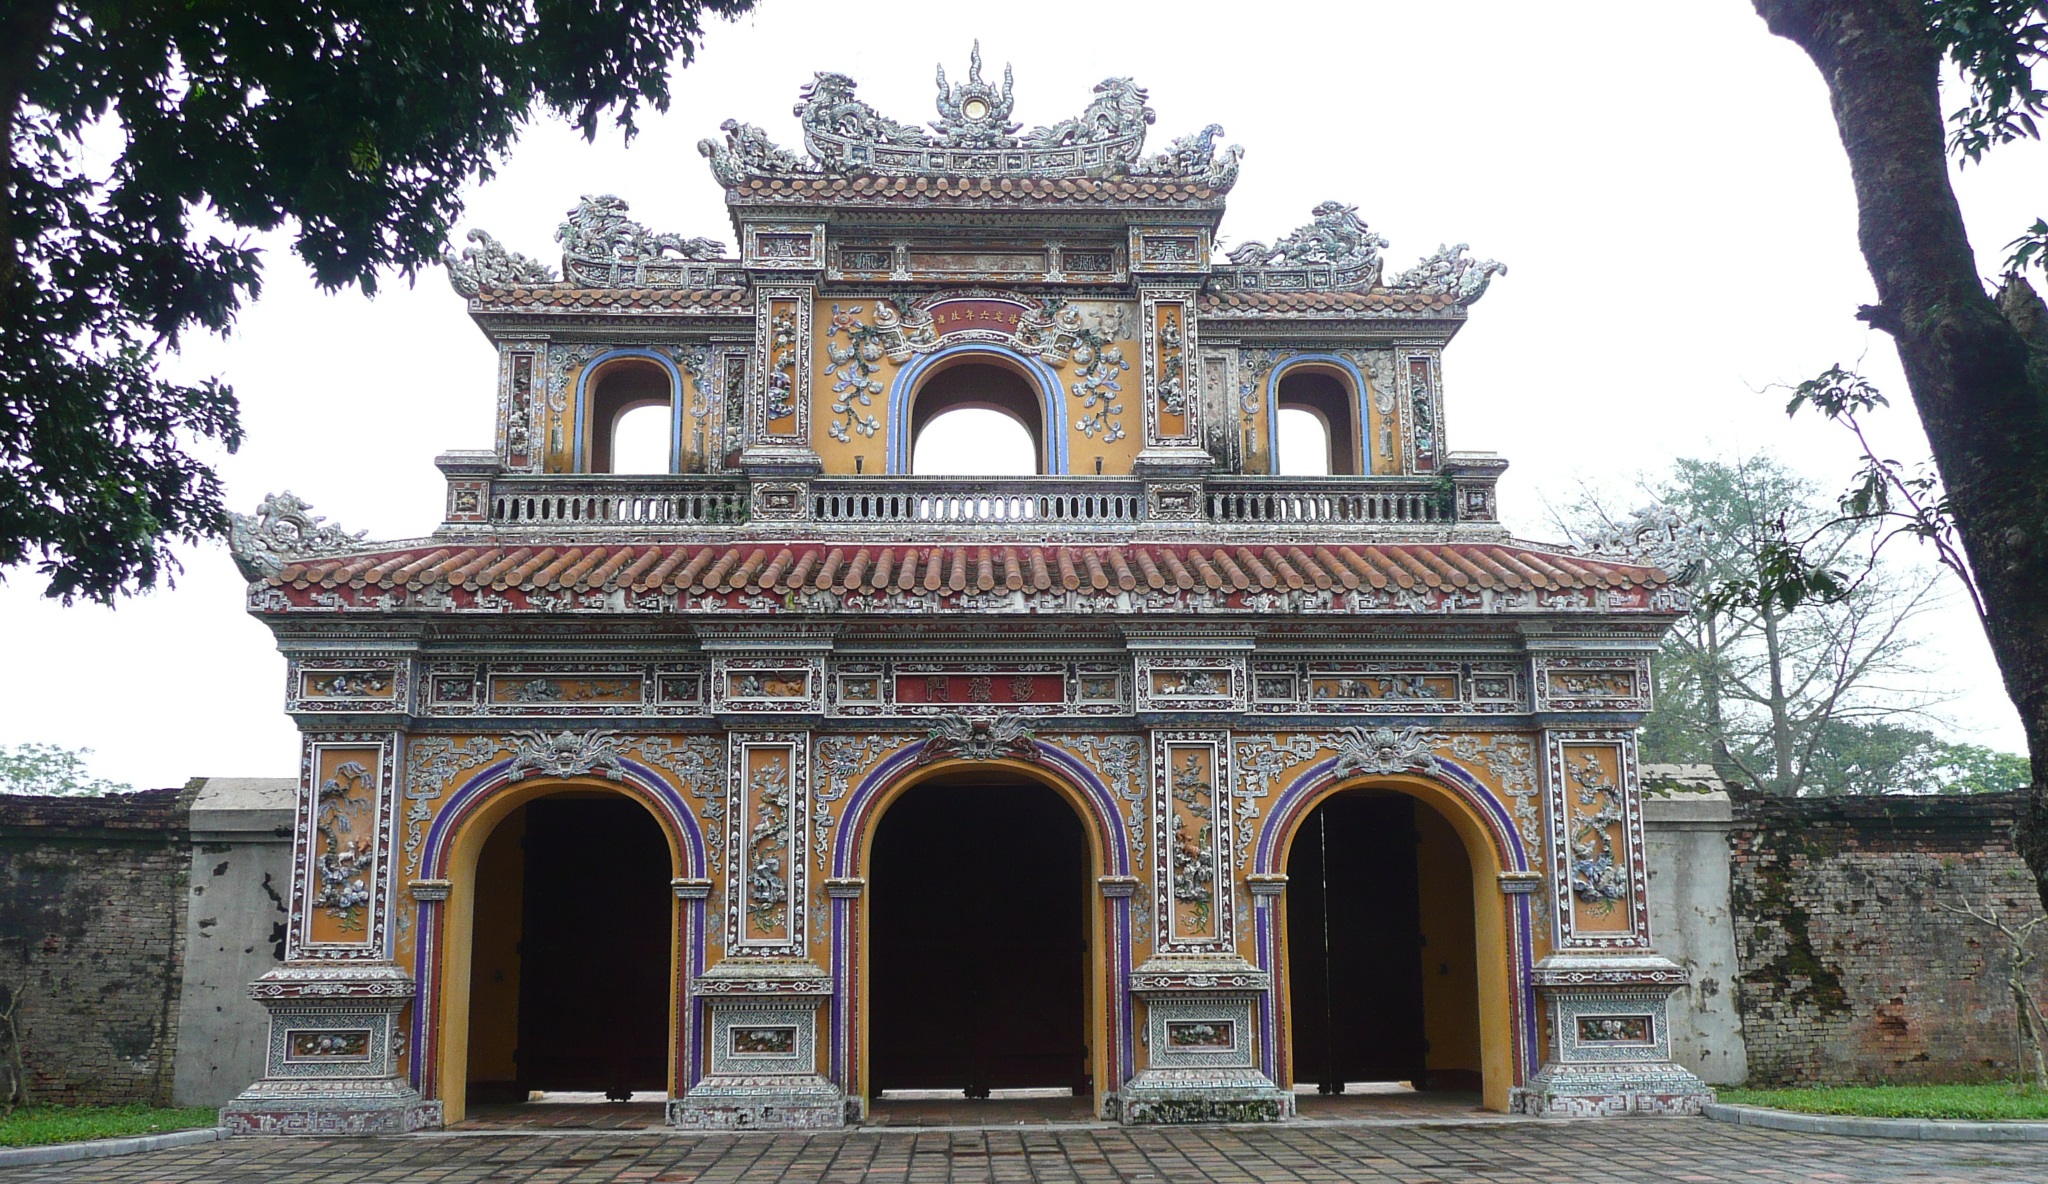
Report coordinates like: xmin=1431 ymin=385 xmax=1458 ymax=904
xmin=464 ymin=792 xmax=675 ymax=1106
xmin=1285 ymin=788 xmax=1483 ymax=1095
xmin=1274 ymin=365 xmax=1360 ymax=475
xmin=867 ymin=776 xmax=1090 ymax=1098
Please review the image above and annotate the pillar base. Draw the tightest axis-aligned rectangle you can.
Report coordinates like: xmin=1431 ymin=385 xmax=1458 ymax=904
xmin=668 ymin=1076 xmax=847 ymax=1130
xmin=221 ymin=1078 xmax=441 ymax=1135
xmin=1117 ymin=1069 xmax=1293 ymax=1124
xmin=1510 ymin=1062 xmax=1713 ymax=1117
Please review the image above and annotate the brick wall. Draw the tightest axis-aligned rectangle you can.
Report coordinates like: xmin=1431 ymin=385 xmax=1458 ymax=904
xmin=1729 ymin=790 xmax=2048 ymax=1086
xmin=0 ymin=787 xmax=194 ymax=1105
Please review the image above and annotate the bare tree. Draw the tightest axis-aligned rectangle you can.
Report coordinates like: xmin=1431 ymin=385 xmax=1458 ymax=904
xmin=1939 ymin=897 xmax=2048 ymax=1089
xmin=1562 ymin=454 xmax=1949 ymax=796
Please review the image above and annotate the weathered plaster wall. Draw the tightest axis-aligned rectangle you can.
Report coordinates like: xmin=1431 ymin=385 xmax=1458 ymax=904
xmin=0 ymin=787 xmax=193 ymax=1105
xmin=172 ymin=778 xmax=294 ymax=1107
xmin=1642 ymin=786 xmax=1748 ymax=1086
xmin=1725 ymin=790 xmax=2047 ymax=1086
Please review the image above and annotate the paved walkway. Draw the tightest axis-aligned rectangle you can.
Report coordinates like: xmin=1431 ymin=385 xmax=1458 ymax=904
xmin=5 ymin=1119 xmax=2047 ymax=1183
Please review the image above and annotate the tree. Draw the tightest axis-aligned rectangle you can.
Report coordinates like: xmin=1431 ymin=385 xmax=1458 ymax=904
xmin=1570 ymin=454 xmax=1952 ymax=796
xmin=1 ymin=0 xmax=754 ymax=603
xmin=0 ymin=743 xmax=131 ymax=795
xmin=1750 ymin=1 xmax=2048 ymax=900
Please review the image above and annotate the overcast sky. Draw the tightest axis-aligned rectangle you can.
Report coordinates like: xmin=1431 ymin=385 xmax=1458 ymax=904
xmin=3 ymin=1 xmax=2039 ymax=789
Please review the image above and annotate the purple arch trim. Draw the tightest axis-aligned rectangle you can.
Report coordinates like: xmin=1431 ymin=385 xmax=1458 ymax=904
xmin=830 ymin=740 xmax=1131 ymax=877
xmin=1252 ymin=755 xmax=1529 ymax=877
xmin=419 ymin=757 xmax=709 ymax=881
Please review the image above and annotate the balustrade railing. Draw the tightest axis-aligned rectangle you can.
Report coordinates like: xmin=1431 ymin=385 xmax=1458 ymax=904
xmin=488 ymin=477 xmax=749 ymax=525
xmin=809 ymin=478 xmax=1147 ymax=525
xmin=470 ymin=474 xmax=1453 ymax=529
xmin=1204 ymin=477 xmax=1449 ymax=524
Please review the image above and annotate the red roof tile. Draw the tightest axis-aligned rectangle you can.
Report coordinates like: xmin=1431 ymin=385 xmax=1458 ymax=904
xmin=261 ymin=540 xmax=1670 ymax=611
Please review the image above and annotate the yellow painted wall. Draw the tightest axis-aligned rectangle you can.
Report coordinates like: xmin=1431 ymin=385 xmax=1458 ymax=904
xmin=1415 ymin=803 xmax=1482 ymax=1085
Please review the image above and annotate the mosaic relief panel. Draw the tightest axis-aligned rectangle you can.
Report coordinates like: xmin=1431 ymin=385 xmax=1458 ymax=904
xmin=297 ymin=738 xmax=395 ymax=956
xmin=1248 ymin=660 xmax=1526 ymax=715
xmin=726 ymin=734 xmax=809 ymax=955
xmin=1142 ymin=290 xmax=1199 ymax=445
xmin=488 ymin=672 xmax=642 ymax=707
xmin=1153 ymin=732 xmax=1234 ymax=953
xmin=1533 ymin=655 xmax=1653 ymax=713
xmin=1547 ymin=733 xmax=1648 ymax=947
xmin=1135 ymin=656 xmax=1246 ymax=713
xmin=712 ymin=657 xmax=824 ymax=714
xmin=289 ymin=659 xmax=404 ymax=712
xmin=1403 ymin=352 xmax=1441 ymax=473
xmin=755 ymin=291 xmax=812 ymax=444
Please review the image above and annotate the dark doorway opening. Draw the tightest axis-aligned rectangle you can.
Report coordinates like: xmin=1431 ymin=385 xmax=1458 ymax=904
xmin=467 ymin=796 xmax=672 ymax=1106
xmin=1287 ymin=792 xmax=1428 ymax=1090
xmin=869 ymin=779 xmax=1089 ymax=1097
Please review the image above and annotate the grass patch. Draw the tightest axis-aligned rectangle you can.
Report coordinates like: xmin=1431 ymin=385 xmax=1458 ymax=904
xmin=0 ymin=1105 xmax=217 ymax=1148
xmin=1720 ymin=1084 xmax=2048 ymax=1121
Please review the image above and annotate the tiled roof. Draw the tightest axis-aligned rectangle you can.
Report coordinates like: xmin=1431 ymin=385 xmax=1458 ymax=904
xmin=729 ymin=175 xmax=1227 ymax=204
xmin=1200 ymin=289 xmax=1459 ymax=315
xmin=473 ymin=287 xmax=750 ymax=312
xmin=267 ymin=541 xmax=1666 ymax=600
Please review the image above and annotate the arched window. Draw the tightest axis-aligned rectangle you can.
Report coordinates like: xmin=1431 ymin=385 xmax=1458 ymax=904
xmin=586 ymin=359 xmax=674 ymax=474
xmin=908 ymin=357 xmax=1047 ymax=476
xmin=1275 ymin=367 xmax=1360 ymax=476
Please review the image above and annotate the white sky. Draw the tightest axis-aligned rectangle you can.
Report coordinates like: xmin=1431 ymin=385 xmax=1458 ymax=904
xmin=2 ymin=0 xmax=2039 ymax=788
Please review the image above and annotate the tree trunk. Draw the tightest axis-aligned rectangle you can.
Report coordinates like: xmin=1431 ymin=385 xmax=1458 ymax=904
xmin=1754 ymin=0 xmax=2048 ymax=901
xmin=1760 ymin=604 xmax=1796 ymax=794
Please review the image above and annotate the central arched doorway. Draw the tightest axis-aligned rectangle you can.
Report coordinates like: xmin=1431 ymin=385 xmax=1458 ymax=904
xmin=868 ymin=776 xmax=1090 ymax=1098
xmin=1285 ymin=788 xmax=1482 ymax=1095
xmin=466 ymin=793 xmax=674 ymax=1105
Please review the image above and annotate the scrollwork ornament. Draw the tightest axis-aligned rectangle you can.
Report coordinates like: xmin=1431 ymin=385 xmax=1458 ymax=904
xmin=1392 ymin=243 xmax=1508 ymax=307
xmin=1585 ymin=504 xmax=1711 ymax=585
xmin=445 ymin=228 xmax=556 ymax=297
xmin=403 ymin=736 xmax=509 ymax=877
xmin=812 ymin=734 xmax=914 ymax=869
xmin=227 ymin=492 xmax=367 ymax=581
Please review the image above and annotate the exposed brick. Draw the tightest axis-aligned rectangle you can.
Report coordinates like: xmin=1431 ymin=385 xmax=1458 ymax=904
xmin=0 ymin=787 xmax=193 ymax=1105
xmin=1729 ymin=790 xmax=2047 ymax=1086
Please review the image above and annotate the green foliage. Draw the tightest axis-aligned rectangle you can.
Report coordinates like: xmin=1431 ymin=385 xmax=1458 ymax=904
xmin=0 ymin=1104 xmax=216 ymax=1147
xmin=1719 ymin=1083 xmax=2048 ymax=1120
xmin=2 ymin=0 xmax=754 ymax=603
xmin=1927 ymin=0 xmax=2048 ymax=162
xmin=1930 ymin=740 xmax=2033 ymax=794
xmin=0 ymin=743 xmax=132 ymax=796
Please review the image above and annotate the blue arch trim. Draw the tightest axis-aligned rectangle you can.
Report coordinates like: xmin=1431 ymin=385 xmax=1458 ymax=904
xmin=572 ymin=348 xmax=687 ymax=473
xmin=1266 ymin=353 xmax=1369 ymax=476
xmin=885 ymin=344 xmax=1070 ymax=475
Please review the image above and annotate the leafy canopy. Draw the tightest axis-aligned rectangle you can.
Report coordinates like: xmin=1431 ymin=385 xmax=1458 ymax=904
xmin=0 ymin=743 xmax=132 ymax=796
xmin=0 ymin=0 xmax=754 ymax=603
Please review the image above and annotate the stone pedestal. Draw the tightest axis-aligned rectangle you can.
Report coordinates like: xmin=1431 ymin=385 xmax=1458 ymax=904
xmin=670 ymin=959 xmax=846 ymax=1130
xmin=1510 ymin=953 xmax=1714 ymax=1116
xmin=1119 ymin=956 xmax=1291 ymax=1124
xmin=219 ymin=964 xmax=439 ymax=1135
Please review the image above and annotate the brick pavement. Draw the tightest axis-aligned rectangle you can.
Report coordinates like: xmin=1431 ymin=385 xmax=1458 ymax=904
xmin=5 ymin=1119 xmax=2048 ymax=1184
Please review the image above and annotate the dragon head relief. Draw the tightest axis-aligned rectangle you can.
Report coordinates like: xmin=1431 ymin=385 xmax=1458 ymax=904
xmin=1221 ymin=201 xmax=1507 ymax=300
xmin=226 ymin=492 xmax=369 ymax=582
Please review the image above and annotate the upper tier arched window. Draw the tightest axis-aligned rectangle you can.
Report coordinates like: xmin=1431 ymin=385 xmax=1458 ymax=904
xmin=908 ymin=357 xmax=1047 ymax=476
xmin=1275 ymin=367 xmax=1360 ymax=476
xmin=586 ymin=359 xmax=674 ymax=474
